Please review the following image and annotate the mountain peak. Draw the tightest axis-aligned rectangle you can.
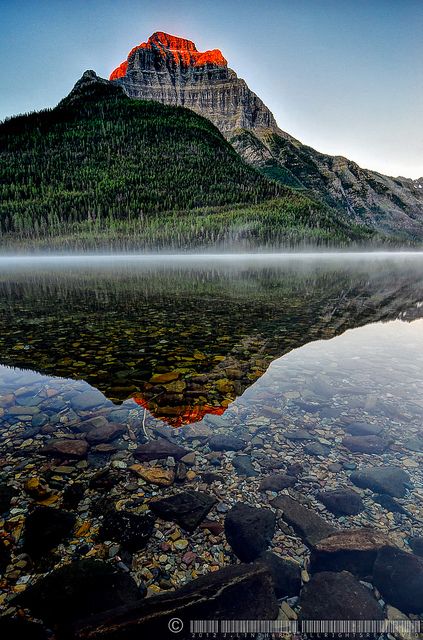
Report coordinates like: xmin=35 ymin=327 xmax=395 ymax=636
xmin=109 ymin=31 xmax=227 ymax=80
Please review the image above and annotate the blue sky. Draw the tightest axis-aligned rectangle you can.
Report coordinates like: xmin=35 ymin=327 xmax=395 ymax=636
xmin=1 ymin=0 xmax=422 ymax=178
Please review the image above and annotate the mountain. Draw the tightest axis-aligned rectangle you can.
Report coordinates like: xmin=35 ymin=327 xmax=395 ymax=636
xmin=111 ymin=31 xmax=423 ymax=239
xmin=0 ymin=71 xmax=368 ymax=250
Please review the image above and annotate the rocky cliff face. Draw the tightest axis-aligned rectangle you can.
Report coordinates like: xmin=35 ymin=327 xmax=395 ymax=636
xmin=110 ymin=31 xmax=423 ymax=238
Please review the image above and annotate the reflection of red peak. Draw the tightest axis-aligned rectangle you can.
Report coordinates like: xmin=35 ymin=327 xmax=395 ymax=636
xmin=109 ymin=31 xmax=227 ymax=81
xmin=133 ymin=395 xmax=226 ymax=428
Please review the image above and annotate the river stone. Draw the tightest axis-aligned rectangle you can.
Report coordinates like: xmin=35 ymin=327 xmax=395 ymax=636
xmin=285 ymin=429 xmax=316 ymax=441
xmin=373 ymin=494 xmax=410 ymax=515
xmin=232 ymin=455 xmax=259 ymax=477
xmin=311 ymin=529 xmax=394 ymax=577
xmin=317 ymin=489 xmax=364 ymax=516
xmin=225 ymin=503 xmax=276 ymax=562
xmin=62 ymin=482 xmax=86 ymax=509
xmin=99 ymin=510 xmax=155 ymax=552
xmin=342 ymin=435 xmax=388 ymax=454
xmin=40 ymin=438 xmax=89 ymax=459
xmin=303 ymin=441 xmax=330 ymax=457
xmin=149 ymin=491 xmax=216 ymax=532
xmin=271 ymin=495 xmax=336 ymax=547
xmin=299 ymin=571 xmax=384 ymax=630
xmin=208 ymin=434 xmax=246 ymax=451
xmin=73 ymin=563 xmax=278 ymax=638
xmin=343 ymin=421 xmax=383 ymax=436
xmin=256 ymin=551 xmax=301 ymax=597
xmin=409 ymin=537 xmax=423 ymax=557
xmin=18 ymin=558 xmax=140 ymax=627
xmin=23 ymin=506 xmax=77 ymax=559
xmin=403 ymin=436 xmax=423 ymax=452
xmin=373 ymin=546 xmax=423 ymax=614
xmin=85 ymin=422 xmax=126 ymax=444
xmin=134 ymin=439 xmax=189 ymax=462
xmin=259 ymin=473 xmax=296 ymax=492
xmin=350 ymin=466 xmax=410 ymax=497
xmin=71 ymin=389 xmax=110 ymax=411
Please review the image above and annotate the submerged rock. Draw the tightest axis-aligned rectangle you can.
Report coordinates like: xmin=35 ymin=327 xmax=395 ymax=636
xmin=259 ymin=473 xmax=296 ymax=492
xmin=409 ymin=536 xmax=423 ymax=557
xmin=18 ymin=558 xmax=140 ymax=627
xmin=23 ymin=506 xmax=76 ymax=559
xmin=271 ymin=495 xmax=336 ymax=547
xmin=74 ymin=563 xmax=278 ymax=638
xmin=342 ymin=435 xmax=388 ymax=454
xmin=311 ymin=528 xmax=394 ymax=577
xmin=317 ymin=489 xmax=364 ymax=516
xmin=134 ymin=439 xmax=189 ymax=462
xmin=232 ymin=455 xmax=258 ymax=477
xmin=350 ymin=466 xmax=410 ymax=497
xmin=343 ymin=421 xmax=383 ymax=436
xmin=0 ymin=483 xmax=17 ymax=514
xmin=256 ymin=551 xmax=301 ymax=598
xmin=208 ymin=434 xmax=246 ymax=451
xmin=99 ymin=509 xmax=155 ymax=552
xmin=225 ymin=503 xmax=276 ymax=562
xmin=373 ymin=546 xmax=423 ymax=614
xmin=40 ymin=438 xmax=88 ymax=459
xmin=149 ymin=491 xmax=216 ymax=532
xmin=373 ymin=493 xmax=410 ymax=515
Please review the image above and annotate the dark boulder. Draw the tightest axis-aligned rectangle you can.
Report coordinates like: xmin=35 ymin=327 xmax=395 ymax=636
xmin=317 ymin=489 xmax=364 ymax=516
xmin=134 ymin=439 xmax=189 ymax=462
xmin=256 ymin=551 xmax=301 ymax=597
xmin=62 ymin=482 xmax=86 ymax=509
xmin=149 ymin=491 xmax=216 ymax=532
xmin=224 ymin=503 xmax=275 ymax=562
xmin=373 ymin=546 xmax=423 ymax=614
xmin=409 ymin=536 xmax=423 ymax=557
xmin=23 ymin=506 xmax=76 ymax=559
xmin=343 ymin=421 xmax=383 ymax=436
xmin=311 ymin=529 xmax=394 ymax=577
xmin=85 ymin=422 xmax=126 ymax=444
xmin=373 ymin=493 xmax=410 ymax=515
xmin=40 ymin=438 xmax=89 ymax=459
xmin=74 ymin=563 xmax=278 ymax=639
xmin=259 ymin=473 xmax=296 ymax=492
xmin=271 ymin=495 xmax=335 ymax=547
xmin=350 ymin=466 xmax=410 ymax=498
xmin=99 ymin=509 xmax=155 ymax=552
xmin=232 ymin=455 xmax=259 ymax=477
xmin=342 ymin=435 xmax=388 ymax=454
xmin=208 ymin=434 xmax=246 ymax=451
xmin=18 ymin=558 xmax=140 ymax=627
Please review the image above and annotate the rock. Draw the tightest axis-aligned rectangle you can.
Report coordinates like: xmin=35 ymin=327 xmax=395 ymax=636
xmin=180 ymin=452 xmax=196 ymax=465
xmin=311 ymin=529 xmax=394 ymax=577
xmin=373 ymin=493 xmax=410 ymax=515
xmin=343 ymin=421 xmax=383 ymax=436
xmin=373 ymin=546 xmax=423 ymax=614
xmin=403 ymin=436 xmax=423 ymax=452
xmin=409 ymin=536 xmax=423 ymax=557
xmin=129 ymin=464 xmax=174 ymax=487
xmin=286 ymin=462 xmax=303 ymax=477
xmin=74 ymin=562 xmax=278 ymax=638
xmin=0 ymin=483 xmax=17 ymax=514
xmin=62 ymin=482 xmax=85 ymax=509
xmin=24 ymin=477 xmax=51 ymax=501
xmin=134 ymin=439 xmax=189 ymax=462
xmin=350 ymin=466 xmax=410 ymax=497
xmin=224 ymin=503 xmax=275 ymax=562
xmin=259 ymin=473 xmax=296 ymax=492
xmin=18 ymin=558 xmax=140 ymax=627
xmin=149 ymin=491 xmax=216 ymax=532
xmin=149 ymin=371 xmax=179 ymax=384
xmin=99 ymin=510 xmax=155 ymax=552
xmin=299 ymin=571 xmax=384 ymax=630
xmin=40 ymin=438 xmax=88 ymax=459
xmin=342 ymin=435 xmax=388 ymax=454
xmin=232 ymin=455 xmax=259 ymax=477
xmin=208 ymin=434 xmax=246 ymax=451
xmin=85 ymin=423 xmax=126 ymax=444
xmin=256 ymin=551 xmax=301 ymax=597
xmin=304 ymin=442 xmax=330 ymax=457
xmin=271 ymin=495 xmax=336 ymax=547
xmin=327 ymin=463 xmax=342 ymax=472
xmin=71 ymin=389 xmax=110 ymax=411
xmin=317 ymin=489 xmax=364 ymax=516
xmin=285 ymin=429 xmax=316 ymax=441
xmin=23 ymin=506 xmax=77 ymax=559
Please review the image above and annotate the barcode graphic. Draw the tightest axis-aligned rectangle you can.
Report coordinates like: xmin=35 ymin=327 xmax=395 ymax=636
xmin=189 ymin=619 xmax=421 ymax=635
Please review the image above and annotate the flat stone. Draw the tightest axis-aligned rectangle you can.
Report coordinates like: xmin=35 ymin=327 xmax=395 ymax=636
xmin=285 ymin=429 xmax=316 ymax=441
xmin=373 ymin=494 xmax=410 ymax=515
xmin=129 ymin=464 xmax=174 ymax=487
xmin=150 ymin=371 xmax=179 ymax=384
xmin=259 ymin=473 xmax=296 ymax=492
xmin=317 ymin=489 xmax=364 ymax=516
xmin=299 ymin=571 xmax=383 ymax=628
xmin=208 ymin=434 xmax=246 ymax=451
xmin=271 ymin=495 xmax=336 ymax=548
xmin=350 ymin=466 xmax=410 ymax=498
xmin=149 ymin=491 xmax=216 ymax=532
xmin=403 ymin=436 xmax=423 ymax=452
xmin=373 ymin=546 xmax=423 ymax=614
xmin=343 ymin=421 xmax=383 ymax=436
xmin=134 ymin=438 xmax=189 ymax=462
xmin=311 ymin=529 xmax=394 ymax=577
xmin=327 ymin=463 xmax=342 ymax=472
xmin=342 ymin=435 xmax=388 ymax=454
xmin=71 ymin=389 xmax=110 ymax=411
xmin=225 ymin=503 xmax=276 ymax=562
xmin=304 ymin=442 xmax=330 ymax=457
xmin=85 ymin=423 xmax=126 ymax=444
xmin=232 ymin=455 xmax=259 ymax=477
xmin=40 ymin=438 xmax=88 ymax=459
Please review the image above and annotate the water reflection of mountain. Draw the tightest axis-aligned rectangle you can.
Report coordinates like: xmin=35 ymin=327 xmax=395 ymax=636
xmin=0 ymin=257 xmax=422 ymax=425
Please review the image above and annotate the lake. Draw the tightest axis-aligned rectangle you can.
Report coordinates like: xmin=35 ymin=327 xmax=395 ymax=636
xmin=0 ymin=253 xmax=422 ymax=635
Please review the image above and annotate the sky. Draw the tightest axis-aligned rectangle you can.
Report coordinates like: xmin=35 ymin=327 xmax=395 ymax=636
xmin=1 ymin=0 xmax=422 ymax=179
